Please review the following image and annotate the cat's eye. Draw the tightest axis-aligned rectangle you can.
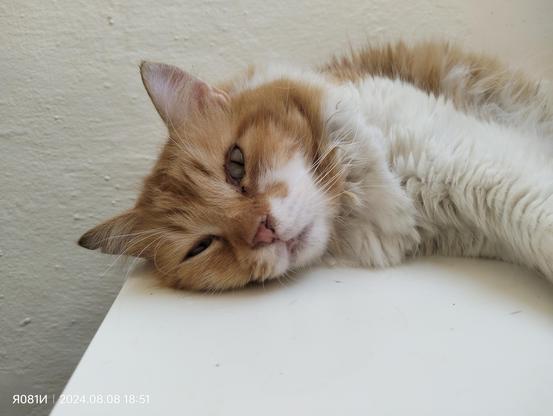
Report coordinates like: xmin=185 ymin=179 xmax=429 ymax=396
xmin=184 ymin=236 xmax=214 ymax=260
xmin=225 ymin=145 xmax=245 ymax=185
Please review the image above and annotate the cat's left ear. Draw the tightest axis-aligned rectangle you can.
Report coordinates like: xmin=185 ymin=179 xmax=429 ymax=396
xmin=140 ymin=61 xmax=229 ymax=129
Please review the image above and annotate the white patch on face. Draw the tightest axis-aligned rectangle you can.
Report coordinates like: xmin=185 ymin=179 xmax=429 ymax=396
xmin=257 ymin=152 xmax=331 ymax=278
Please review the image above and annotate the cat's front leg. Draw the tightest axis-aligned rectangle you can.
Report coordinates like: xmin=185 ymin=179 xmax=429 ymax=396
xmin=324 ymin=111 xmax=420 ymax=268
xmin=404 ymin=155 xmax=553 ymax=281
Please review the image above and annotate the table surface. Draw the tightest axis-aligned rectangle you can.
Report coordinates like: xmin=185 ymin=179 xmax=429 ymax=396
xmin=52 ymin=257 xmax=553 ymax=416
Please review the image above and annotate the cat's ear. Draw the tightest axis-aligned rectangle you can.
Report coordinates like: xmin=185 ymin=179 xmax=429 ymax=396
xmin=78 ymin=209 xmax=152 ymax=258
xmin=140 ymin=61 xmax=229 ymax=129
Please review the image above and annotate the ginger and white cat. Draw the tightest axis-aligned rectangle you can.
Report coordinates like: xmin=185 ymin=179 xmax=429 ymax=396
xmin=79 ymin=41 xmax=553 ymax=291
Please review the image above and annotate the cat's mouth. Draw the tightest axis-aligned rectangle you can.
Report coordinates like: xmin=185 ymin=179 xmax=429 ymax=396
xmin=250 ymin=222 xmax=316 ymax=283
xmin=285 ymin=222 xmax=313 ymax=259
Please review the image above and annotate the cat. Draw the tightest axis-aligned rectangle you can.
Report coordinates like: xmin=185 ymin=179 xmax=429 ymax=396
xmin=78 ymin=41 xmax=553 ymax=291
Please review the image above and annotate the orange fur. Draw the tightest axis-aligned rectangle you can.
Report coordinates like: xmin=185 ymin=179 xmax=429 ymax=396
xmin=321 ymin=40 xmax=542 ymax=114
xmin=80 ymin=72 xmax=342 ymax=290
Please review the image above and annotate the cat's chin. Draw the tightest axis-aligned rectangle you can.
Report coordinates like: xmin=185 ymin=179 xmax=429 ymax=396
xmin=267 ymin=223 xmax=314 ymax=276
xmin=286 ymin=222 xmax=313 ymax=258
xmin=259 ymin=215 xmax=330 ymax=283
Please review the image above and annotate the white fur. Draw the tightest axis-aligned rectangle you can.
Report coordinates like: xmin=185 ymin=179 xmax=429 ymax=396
xmin=323 ymin=75 xmax=553 ymax=280
xmin=233 ymin=63 xmax=553 ymax=282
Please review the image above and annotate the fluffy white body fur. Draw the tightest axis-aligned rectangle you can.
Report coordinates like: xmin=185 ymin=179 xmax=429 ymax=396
xmin=239 ymin=63 xmax=553 ymax=281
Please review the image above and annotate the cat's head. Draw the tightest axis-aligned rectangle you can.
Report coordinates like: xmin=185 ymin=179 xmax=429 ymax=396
xmin=79 ymin=62 xmax=343 ymax=290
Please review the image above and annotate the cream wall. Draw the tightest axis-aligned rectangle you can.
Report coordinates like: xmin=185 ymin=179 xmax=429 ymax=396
xmin=1 ymin=0 xmax=552 ymax=414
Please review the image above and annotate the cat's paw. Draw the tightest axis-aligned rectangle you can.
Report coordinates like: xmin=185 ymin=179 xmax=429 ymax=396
xmin=535 ymin=229 xmax=553 ymax=282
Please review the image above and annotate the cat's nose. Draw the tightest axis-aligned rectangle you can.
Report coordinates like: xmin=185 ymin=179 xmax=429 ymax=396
xmin=252 ymin=215 xmax=277 ymax=246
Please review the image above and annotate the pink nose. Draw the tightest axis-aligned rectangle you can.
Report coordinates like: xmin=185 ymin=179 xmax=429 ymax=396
xmin=253 ymin=215 xmax=277 ymax=246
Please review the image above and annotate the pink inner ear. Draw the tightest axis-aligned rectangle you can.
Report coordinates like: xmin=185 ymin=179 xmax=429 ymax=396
xmin=212 ymin=87 xmax=230 ymax=105
xmin=195 ymin=84 xmax=230 ymax=113
xmin=191 ymin=82 xmax=211 ymax=111
xmin=140 ymin=61 xmax=227 ymax=127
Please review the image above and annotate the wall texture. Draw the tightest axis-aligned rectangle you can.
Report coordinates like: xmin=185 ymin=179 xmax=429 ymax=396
xmin=1 ymin=0 xmax=552 ymax=414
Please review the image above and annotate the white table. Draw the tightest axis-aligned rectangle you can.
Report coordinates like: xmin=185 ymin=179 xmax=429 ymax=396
xmin=52 ymin=257 xmax=553 ymax=416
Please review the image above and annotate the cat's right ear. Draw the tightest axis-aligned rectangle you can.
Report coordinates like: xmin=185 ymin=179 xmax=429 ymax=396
xmin=140 ymin=61 xmax=229 ymax=129
xmin=77 ymin=209 xmax=153 ymax=258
